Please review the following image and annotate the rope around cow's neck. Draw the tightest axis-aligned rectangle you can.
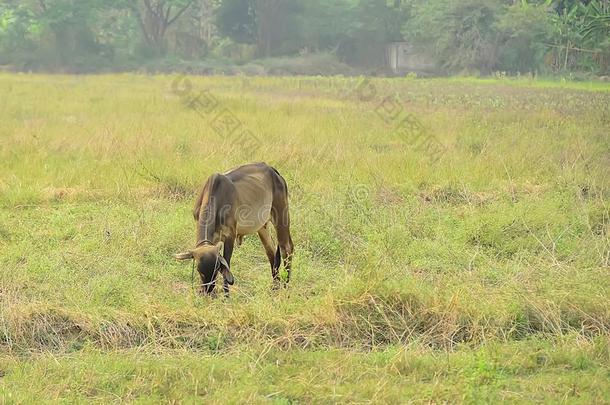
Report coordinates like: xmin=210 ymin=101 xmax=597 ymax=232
xmin=196 ymin=239 xmax=213 ymax=247
xmin=191 ymin=259 xmax=196 ymax=296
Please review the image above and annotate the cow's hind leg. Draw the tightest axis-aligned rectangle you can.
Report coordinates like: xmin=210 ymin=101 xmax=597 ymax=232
xmin=258 ymin=224 xmax=280 ymax=287
xmin=272 ymin=204 xmax=293 ymax=285
xmin=277 ymin=225 xmax=294 ymax=284
xmin=270 ymin=167 xmax=294 ymax=286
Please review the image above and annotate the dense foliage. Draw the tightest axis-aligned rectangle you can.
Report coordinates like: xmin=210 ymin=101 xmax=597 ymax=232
xmin=0 ymin=0 xmax=608 ymax=74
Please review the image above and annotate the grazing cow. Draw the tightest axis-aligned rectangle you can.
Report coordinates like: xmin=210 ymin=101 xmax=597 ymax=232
xmin=174 ymin=162 xmax=294 ymax=296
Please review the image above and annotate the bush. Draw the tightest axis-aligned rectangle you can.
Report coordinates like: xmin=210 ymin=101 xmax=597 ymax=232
xmin=496 ymin=4 xmax=554 ymax=73
xmin=403 ymin=0 xmax=503 ymax=74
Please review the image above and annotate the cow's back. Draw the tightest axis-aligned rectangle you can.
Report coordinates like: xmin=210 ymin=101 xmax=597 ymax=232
xmin=224 ymin=163 xmax=275 ymax=235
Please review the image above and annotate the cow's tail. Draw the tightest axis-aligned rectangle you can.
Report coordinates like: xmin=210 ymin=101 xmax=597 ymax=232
xmin=274 ymin=245 xmax=281 ymax=270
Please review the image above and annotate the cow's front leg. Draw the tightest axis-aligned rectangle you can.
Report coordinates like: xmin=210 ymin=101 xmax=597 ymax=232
xmin=222 ymin=235 xmax=235 ymax=297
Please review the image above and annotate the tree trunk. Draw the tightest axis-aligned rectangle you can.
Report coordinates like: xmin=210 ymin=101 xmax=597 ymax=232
xmin=199 ymin=0 xmax=215 ymax=46
xmin=135 ymin=0 xmax=194 ymax=52
xmin=255 ymin=0 xmax=281 ymax=58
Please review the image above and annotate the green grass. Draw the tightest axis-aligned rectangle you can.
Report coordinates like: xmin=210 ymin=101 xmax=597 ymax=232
xmin=2 ymin=338 xmax=609 ymax=403
xmin=0 ymin=73 xmax=609 ymax=403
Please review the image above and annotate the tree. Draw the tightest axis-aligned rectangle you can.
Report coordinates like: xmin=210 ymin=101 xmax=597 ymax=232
xmin=340 ymin=0 xmax=407 ymax=66
xmin=577 ymin=0 xmax=610 ymax=73
xmin=215 ymin=0 xmax=256 ymax=45
xmin=216 ymin=0 xmax=299 ymax=57
xmin=0 ymin=0 xmax=112 ymax=69
xmin=131 ymin=0 xmax=195 ymax=52
xmin=254 ymin=0 xmax=281 ymax=57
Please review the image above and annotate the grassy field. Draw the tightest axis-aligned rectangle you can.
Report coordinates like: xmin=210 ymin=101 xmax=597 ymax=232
xmin=0 ymin=73 xmax=609 ymax=403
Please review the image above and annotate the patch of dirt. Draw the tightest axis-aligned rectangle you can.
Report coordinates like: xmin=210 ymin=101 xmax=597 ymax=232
xmin=419 ymin=186 xmax=496 ymax=206
xmin=42 ymin=187 xmax=78 ymax=201
xmin=375 ymin=186 xmax=405 ymax=206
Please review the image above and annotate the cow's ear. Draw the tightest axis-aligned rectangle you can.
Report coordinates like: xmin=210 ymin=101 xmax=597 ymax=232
xmin=217 ymin=256 xmax=234 ymax=285
xmin=173 ymin=251 xmax=194 ymax=260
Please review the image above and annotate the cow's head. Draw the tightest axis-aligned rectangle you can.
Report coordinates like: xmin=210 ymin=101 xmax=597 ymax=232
xmin=174 ymin=243 xmax=234 ymax=295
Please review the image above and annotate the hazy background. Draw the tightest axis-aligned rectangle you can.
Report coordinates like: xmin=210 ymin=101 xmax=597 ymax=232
xmin=0 ymin=0 xmax=608 ymax=76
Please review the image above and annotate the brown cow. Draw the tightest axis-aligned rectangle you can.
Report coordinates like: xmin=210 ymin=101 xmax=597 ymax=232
xmin=174 ymin=162 xmax=294 ymax=296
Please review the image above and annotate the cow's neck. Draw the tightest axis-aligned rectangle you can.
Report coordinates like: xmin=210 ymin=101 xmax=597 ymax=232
xmin=196 ymin=198 xmax=218 ymax=245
